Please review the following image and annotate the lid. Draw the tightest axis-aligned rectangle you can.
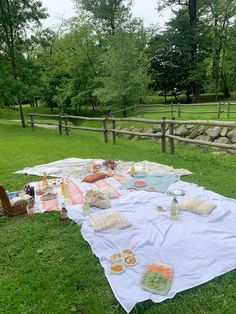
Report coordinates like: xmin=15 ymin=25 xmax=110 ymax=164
xmin=61 ymin=203 xmax=67 ymax=212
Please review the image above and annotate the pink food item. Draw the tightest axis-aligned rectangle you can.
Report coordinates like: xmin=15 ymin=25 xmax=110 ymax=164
xmin=134 ymin=180 xmax=147 ymax=188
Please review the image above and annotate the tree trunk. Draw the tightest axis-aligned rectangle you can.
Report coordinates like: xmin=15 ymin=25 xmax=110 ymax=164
xmin=19 ymin=104 xmax=26 ymax=128
xmin=189 ymin=0 xmax=199 ymax=102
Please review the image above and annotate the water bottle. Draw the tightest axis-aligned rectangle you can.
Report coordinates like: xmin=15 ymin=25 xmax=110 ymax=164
xmin=171 ymin=197 xmax=179 ymax=220
xmin=82 ymin=200 xmax=90 ymax=216
xmin=130 ymin=162 xmax=136 ymax=177
xmin=60 ymin=203 xmax=68 ymax=221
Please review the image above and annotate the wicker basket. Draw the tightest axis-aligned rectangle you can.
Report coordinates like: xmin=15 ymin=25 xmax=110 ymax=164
xmin=4 ymin=202 xmax=28 ymax=216
xmin=0 ymin=185 xmax=28 ymax=216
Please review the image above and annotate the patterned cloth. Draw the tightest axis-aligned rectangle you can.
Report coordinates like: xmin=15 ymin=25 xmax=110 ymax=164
xmin=31 ymin=172 xmax=129 ymax=213
xmin=119 ymin=174 xmax=180 ymax=193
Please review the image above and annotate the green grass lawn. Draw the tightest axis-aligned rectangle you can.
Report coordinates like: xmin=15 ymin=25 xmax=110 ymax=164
xmin=0 ymin=118 xmax=236 ymax=313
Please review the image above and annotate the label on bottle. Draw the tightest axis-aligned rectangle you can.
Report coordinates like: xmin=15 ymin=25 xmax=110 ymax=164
xmin=171 ymin=198 xmax=178 ymax=220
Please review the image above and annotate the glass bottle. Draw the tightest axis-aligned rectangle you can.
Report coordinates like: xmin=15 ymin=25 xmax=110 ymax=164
xmin=91 ymin=163 xmax=97 ymax=173
xmin=60 ymin=203 xmax=68 ymax=221
xmin=130 ymin=162 xmax=136 ymax=177
xmin=142 ymin=162 xmax=147 ymax=174
xmin=61 ymin=180 xmax=65 ymax=197
xmin=171 ymin=197 xmax=179 ymax=220
xmin=42 ymin=172 xmax=47 ymax=186
xmin=82 ymin=200 xmax=90 ymax=216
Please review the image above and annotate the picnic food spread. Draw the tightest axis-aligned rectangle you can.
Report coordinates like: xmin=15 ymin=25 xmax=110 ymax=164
xmin=110 ymin=263 xmax=125 ymax=274
xmin=110 ymin=253 xmax=122 ymax=263
xmin=141 ymin=263 xmax=173 ymax=295
xmin=13 ymin=158 xmax=231 ymax=313
xmin=122 ymin=248 xmax=134 ymax=255
xmin=40 ymin=191 xmax=58 ymax=201
xmin=123 ymin=255 xmax=137 ymax=266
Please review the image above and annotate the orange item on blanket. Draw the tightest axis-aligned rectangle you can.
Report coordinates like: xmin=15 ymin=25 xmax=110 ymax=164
xmin=82 ymin=172 xmax=107 ymax=183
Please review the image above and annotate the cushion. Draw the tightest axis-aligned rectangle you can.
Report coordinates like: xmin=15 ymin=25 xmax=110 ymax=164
xmin=95 ymin=186 xmax=120 ymax=199
xmin=84 ymin=190 xmax=111 ymax=209
xmin=88 ymin=211 xmax=131 ymax=232
xmin=180 ymin=198 xmax=216 ymax=215
xmin=82 ymin=172 xmax=107 ymax=183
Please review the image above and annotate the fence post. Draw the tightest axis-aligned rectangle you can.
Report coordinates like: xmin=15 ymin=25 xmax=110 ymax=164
xmin=112 ymin=117 xmax=116 ymax=144
xmin=177 ymin=102 xmax=181 ymax=117
xmin=217 ymin=103 xmax=221 ymax=119
xmin=169 ymin=117 xmax=175 ymax=154
xmin=141 ymin=105 xmax=144 ymax=118
xmin=58 ymin=115 xmax=62 ymax=135
xmin=19 ymin=104 xmax=26 ymax=128
xmin=64 ymin=115 xmax=69 ymax=135
xmin=227 ymin=102 xmax=230 ymax=119
xmin=103 ymin=118 xmax=108 ymax=143
xmin=170 ymin=103 xmax=173 ymax=119
xmin=161 ymin=117 xmax=166 ymax=153
xmin=30 ymin=114 xmax=34 ymax=130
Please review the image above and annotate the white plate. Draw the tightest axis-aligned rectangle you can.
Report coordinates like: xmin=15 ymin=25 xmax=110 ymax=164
xmin=123 ymin=256 xmax=137 ymax=267
xmin=167 ymin=189 xmax=185 ymax=197
xmin=110 ymin=253 xmax=123 ymax=263
xmin=110 ymin=264 xmax=126 ymax=274
xmin=122 ymin=248 xmax=134 ymax=257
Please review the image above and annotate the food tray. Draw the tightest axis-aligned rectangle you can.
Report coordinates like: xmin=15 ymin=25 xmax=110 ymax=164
xmin=141 ymin=263 xmax=173 ymax=295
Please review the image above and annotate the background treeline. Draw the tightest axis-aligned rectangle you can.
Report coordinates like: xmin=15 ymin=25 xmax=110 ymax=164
xmin=0 ymin=0 xmax=236 ymax=114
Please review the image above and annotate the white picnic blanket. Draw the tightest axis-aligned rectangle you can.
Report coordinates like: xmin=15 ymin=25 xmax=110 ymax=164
xmin=66 ymin=180 xmax=236 ymax=313
xmin=15 ymin=158 xmax=192 ymax=178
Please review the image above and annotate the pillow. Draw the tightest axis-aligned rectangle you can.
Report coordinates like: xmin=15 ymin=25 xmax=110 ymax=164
xmin=95 ymin=186 xmax=120 ymax=199
xmin=84 ymin=190 xmax=111 ymax=209
xmin=88 ymin=211 xmax=131 ymax=232
xmin=82 ymin=172 xmax=107 ymax=183
xmin=180 ymin=198 xmax=216 ymax=215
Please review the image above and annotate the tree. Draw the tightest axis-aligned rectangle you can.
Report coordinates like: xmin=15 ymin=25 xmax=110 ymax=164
xmin=201 ymin=0 xmax=236 ymax=99
xmin=148 ymin=7 xmax=209 ymax=103
xmin=158 ymin=1 xmax=200 ymax=100
xmin=94 ymin=24 xmax=150 ymax=116
xmin=37 ymin=17 xmax=102 ymax=114
xmin=220 ymin=25 xmax=236 ymax=97
xmin=0 ymin=0 xmax=47 ymax=126
xmin=74 ymin=0 xmax=132 ymax=34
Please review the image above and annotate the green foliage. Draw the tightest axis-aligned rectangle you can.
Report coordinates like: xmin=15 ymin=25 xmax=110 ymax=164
xmin=94 ymin=27 xmax=150 ymax=114
xmin=74 ymin=0 xmax=132 ymax=33
xmin=148 ymin=7 xmax=210 ymax=102
xmin=0 ymin=0 xmax=48 ymax=106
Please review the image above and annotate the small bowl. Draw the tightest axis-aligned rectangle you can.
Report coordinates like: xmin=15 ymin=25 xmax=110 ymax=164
xmin=122 ymin=248 xmax=134 ymax=257
xmin=110 ymin=263 xmax=125 ymax=274
xmin=123 ymin=255 xmax=137 ymax=267
xmin=110 ymin=253 xmax=122 ymax=263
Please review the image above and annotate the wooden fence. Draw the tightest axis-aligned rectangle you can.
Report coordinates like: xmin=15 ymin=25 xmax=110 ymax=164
xmin=28 ymin=113 xmax=236 ymax=154
xmin=110 ymin=102 xmax=236 ymax=119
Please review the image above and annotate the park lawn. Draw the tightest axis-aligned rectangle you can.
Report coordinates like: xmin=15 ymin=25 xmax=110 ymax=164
xmin=0 ymin=120 xmax=236 ymax=314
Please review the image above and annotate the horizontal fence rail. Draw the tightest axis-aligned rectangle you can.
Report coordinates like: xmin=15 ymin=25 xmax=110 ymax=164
xmin=28 ymin=113 xmax=236 ymax=154
xmin=109 ymin=102 xmax=236 ymax=119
